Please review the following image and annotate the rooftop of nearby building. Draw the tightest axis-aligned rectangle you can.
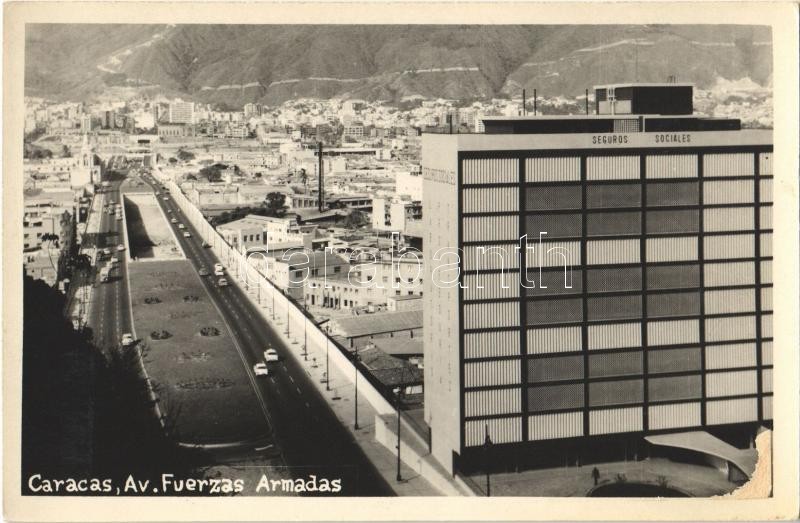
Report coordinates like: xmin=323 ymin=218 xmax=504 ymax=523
xmin=370 ymin=337 xmax=424 ymax=357
xmin=331 ymin=309 xmax=423 ymax=339
xmin=357 ymin=345 xmax=423 ymax=387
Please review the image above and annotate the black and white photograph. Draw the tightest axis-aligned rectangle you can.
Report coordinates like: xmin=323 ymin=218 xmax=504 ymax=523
xmin=4 ymin=2 xmax=799 ymax=521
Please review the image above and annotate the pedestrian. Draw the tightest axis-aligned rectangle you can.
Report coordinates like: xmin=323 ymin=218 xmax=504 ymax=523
xmin=591 ymin=466 xmax=600 ymax=486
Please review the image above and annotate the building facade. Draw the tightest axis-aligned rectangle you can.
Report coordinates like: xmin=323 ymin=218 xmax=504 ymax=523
xmin=422 ymin=84 xmax=773 ymax=474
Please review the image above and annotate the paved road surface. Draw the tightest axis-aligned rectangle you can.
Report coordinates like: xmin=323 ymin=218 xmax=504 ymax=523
xmin=137 ymin=173 xmax=394 ymax=496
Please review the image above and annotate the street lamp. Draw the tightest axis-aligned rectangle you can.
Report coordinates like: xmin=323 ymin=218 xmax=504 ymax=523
xmin=302 ymin=316 xmax=308 ymax=361
xmin=484 ymin=423 xmax=493 ymax=497
xmin=393 ymin=385 xmax=404 ymax=482
xmin=354 ymin=346 xmax=360 ymax=430
xmin=325 ymin=325 xmax=331 ymax=391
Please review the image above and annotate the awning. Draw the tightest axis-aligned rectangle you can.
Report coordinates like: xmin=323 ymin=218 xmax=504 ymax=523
xmin=645 ymin=431 xmax=758 ymax=477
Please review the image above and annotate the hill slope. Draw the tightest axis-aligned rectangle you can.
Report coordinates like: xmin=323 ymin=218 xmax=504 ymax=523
xmin=25 ymin=24 xmax=772 ymax=105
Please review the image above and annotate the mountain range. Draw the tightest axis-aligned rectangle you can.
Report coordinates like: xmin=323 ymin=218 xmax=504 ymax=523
xmin=25 ymin=24 xmax=773 ymax=106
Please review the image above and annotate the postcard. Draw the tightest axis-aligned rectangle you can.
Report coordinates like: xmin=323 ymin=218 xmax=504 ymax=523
xmin=3 ymin=1 xmax=798 ymax=521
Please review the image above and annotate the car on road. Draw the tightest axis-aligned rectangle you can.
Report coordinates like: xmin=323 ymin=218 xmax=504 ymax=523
xmin=217 ymin=278 xmax=228 ymax=287
xmin=214 ymin=263 xmax=224 ymax=272
xmin=102 ymin=248 xmax=112 ymax=257
xmin=167 ymin=209 xmax=172 ymax=213
xmin=121 ymin=333 xmax=134 ymax=347
xmin=183 ymin=232 xmax=192 ymax=238
xmin=163 ymin=197 xmax=170 ymax=201
xmin=198 ymin=267 xmax=209 ymax=277
xmin=253 ymin=363 xmax=269 ymax=376
xmin=263 ymin=349 xmax=279 ymax=362
xmin=109 ymin=257 xmax=119 ymax=265
xmin=116 ymin=244 xmax=125 ymax=251
xmin=178 ymin=224 xmax=185 ymax=230
xmin=201 ymin=241 xmax=210 ymax=248
xmin=155 ymin=191 xmax=160 ymax=195
xmin=170 ymin=218 xmax=178 ymax=223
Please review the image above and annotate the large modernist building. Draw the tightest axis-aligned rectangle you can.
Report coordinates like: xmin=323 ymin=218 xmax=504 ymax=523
xmin=422 ymin=83 xmax=773 ymax=474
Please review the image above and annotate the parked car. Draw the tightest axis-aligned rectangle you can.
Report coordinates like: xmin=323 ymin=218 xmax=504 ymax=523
xmin=121 ymin=333 xmax=134 ymax=347
xmin=263 ymin=349 xmax=279 ymax=362
xmin=178 ymin=224 xmax=185 ymax=230
xmin=170 ymin=218 xmax=178 ymax=223
xmin=183 ymin=232 xmax=192 ymax=238
xmin=214 ymin=263 xmax=224 ymax=272
xmin=201 ymin=241 xmax=210 ymax=248
xmin=214 ymin=267 xmax=225 ymax=276
xmin=217 ymin=278 xmax=229 ymax=287
xmin=163 ymin=197 xmax=170 ymax=201
xmin=253 ymin=363 xmax=269 ymax=376
xmin=116 ymin=244 xmax=125 ymax=251
xmin=102 ymin=248 xmax=112 ymax=257
xmin=198 ymin=267 xmax=209 ymax=277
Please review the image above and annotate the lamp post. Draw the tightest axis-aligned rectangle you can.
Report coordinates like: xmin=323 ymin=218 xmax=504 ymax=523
xmin=353 ymin=346 xmax=360 ymax=430
xmin=325 ymin=325 xmax=331 ymax=391
xmin=394 ymin=385 xmax=403 ymax=482
xmin=484 ymin=423 xmax=493 ymax=497
xmin=303 ymin=317 xmax=308 ymax=361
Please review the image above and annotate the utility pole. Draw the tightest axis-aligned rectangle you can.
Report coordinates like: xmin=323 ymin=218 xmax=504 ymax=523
xmin=317 ymin=142 xmax=324 ymax=212
xmin=354 ymin=345 xmax=360 ymax=430
xmin=395 ymin=386 xmax=403 ymax=482
xmin=325 ymin=326 xmax=331 ymax=391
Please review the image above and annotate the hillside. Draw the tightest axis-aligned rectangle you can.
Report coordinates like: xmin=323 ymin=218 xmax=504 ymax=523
xmin=25 ymin=24 xmax=772 ymax=105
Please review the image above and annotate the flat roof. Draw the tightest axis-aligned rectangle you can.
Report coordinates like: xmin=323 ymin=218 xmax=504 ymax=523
xmin=593 ymin=83 xmax=694 ymax=89
xmin=332 ymin=309 xmax=423 ymax=338
xmin=422 ymin=129 xmax=772 ymax=153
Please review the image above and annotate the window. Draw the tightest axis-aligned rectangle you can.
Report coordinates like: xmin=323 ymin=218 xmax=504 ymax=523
xmin=649 ymin=375 xmax=702 ymax=401
xmin=648 ymin=347 xmax=701 ymax=373
xmin=646 ymin=210 xmax=699 ymax=234
xmin=647 ymin=264 xmax=699 ymax=290
xmin=647 ymin=291 xmax=701 ymax=318
xmin=589 ymin=380 xmax=643 ymax=406
xmin=589 ymin=351 xmax=643 ymax=378
xmin=587 ymin=184 xmax=640 ymax=208
xmin=587 ymin=267 xmax=641 ymax=293
xmin=528 ymin=355 xmax=584 ymax=382
xmin=587 ymin=212 xmax=641 ymax=236
xmin=647 ymin=182 xmax=698 ymax=207
xmin=588 ymin=295 xmax=642 ymax=321
xmin=526 ymin=214 xmax=582 ymax=238
xmin=528 ymin=384 xmax=583 ymax=411
xmin=526 ymin=186 xmax=582 ymax=211
xmin=527 ymin=298 xmax=583 ymax=325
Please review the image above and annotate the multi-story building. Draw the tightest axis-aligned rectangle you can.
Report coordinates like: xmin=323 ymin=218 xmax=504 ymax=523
xmin=168 ymin=101 xmax=195 ymax=124
xmin=372 ymin=197 xmax=423 ymax=234
xmin=422 ymin=83 xmax=773 ymax=475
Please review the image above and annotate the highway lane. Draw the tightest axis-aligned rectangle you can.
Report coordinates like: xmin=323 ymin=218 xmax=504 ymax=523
xmin=86 ymin=168 xmax=133 ymax=352
xmin=141 ymin=175 xmax=394 ymax=496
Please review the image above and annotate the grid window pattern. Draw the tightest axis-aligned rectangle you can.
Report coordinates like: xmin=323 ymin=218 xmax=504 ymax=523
xmin=457 ymin=149 xmax=771 ymax=443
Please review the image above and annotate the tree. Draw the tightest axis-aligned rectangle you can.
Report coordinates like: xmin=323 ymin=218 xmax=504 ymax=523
xmin=176 ymin=148 xmax=195 ymax=162
xmin=61 ymin=144 xmax=72 ymax=158
xmin=263 ymin=192 xmax=288 ymax=218
xmin=343 ymin=209 xmax=367 ymax=229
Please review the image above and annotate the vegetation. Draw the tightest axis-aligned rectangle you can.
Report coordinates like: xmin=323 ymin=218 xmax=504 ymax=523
xmin=343 ymin=209 xmax=368 ymax=229
xmin=211 ymin=192 xmax=289 ymax=226
xmin=198 ymin=163 xmax=235 ymax=183
xmin=176 ymin=148 xmax=195 ymax=162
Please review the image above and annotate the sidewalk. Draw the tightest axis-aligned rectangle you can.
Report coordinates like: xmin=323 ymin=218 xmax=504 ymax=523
xmin=237 ymin=283 xmax=446 ymax=496
xmin=68 ymin=189 xmax=104 ymax=327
